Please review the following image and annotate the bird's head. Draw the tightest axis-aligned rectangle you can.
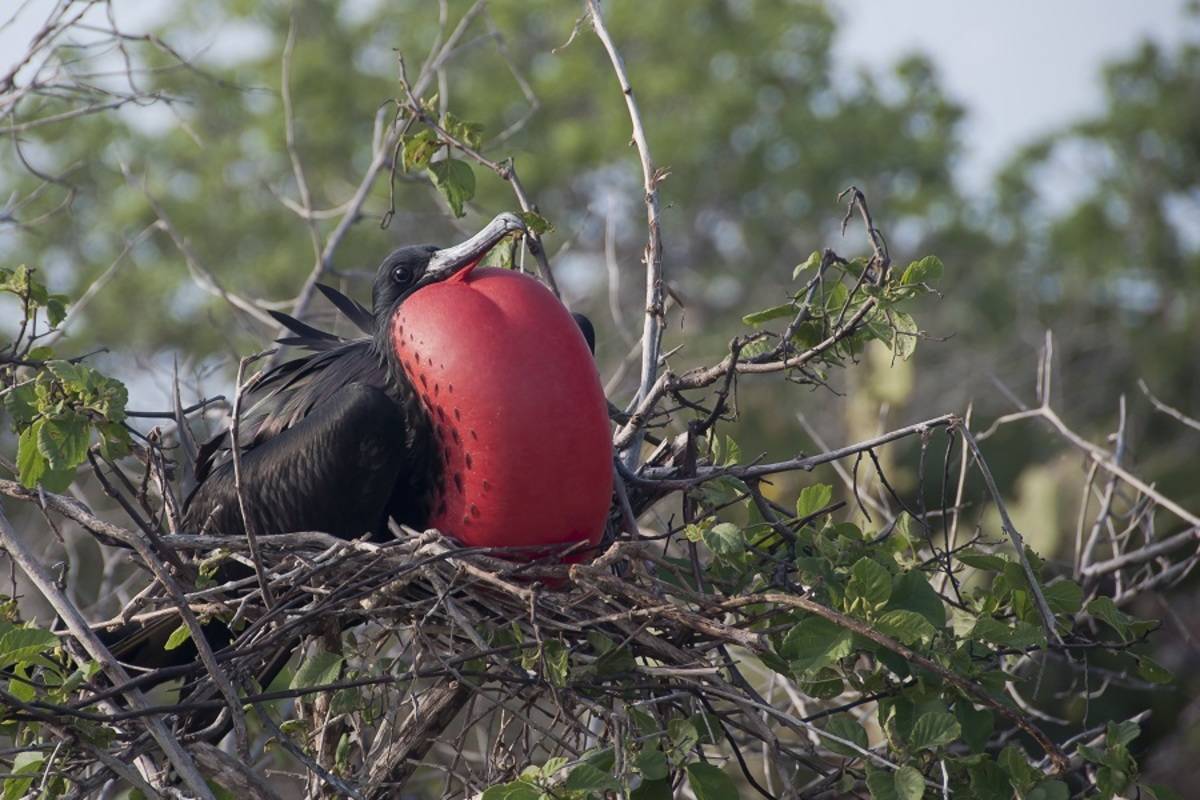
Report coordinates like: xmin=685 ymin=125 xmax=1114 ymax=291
xmin=372 ymin=213 xmax=526 ymax=323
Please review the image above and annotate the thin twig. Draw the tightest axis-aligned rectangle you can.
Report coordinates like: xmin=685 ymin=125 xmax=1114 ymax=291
xmin=586 ymin=0 xmax=666 ymax=469
xmin=0 ymin=505 xmax=217 ymax=800
xmin=232 ymin=352 xmax=275 ymax=609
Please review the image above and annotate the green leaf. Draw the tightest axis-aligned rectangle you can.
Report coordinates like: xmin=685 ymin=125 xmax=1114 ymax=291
xmin=1097 ymin=764 xmax=1132 ymax=797
xmin=164 ymin=624 xmax=192 ymax=651
xmin=823 ymin=280 xmax=849 ymax=314
xmin=781 ymin=615 xmax=853 ymax=675
xmin=690 ymin=712 xmax=724 ymax=745
xmin=7 ymin=664 xmax=34 ymax=703
xmin=1144 ymin=784 xmax=1185 ymax=800
xmin=907 ymin=710 xmax=960 ymax=751
xmin=741 ymin=302 xmax=795 ymax=327
xmin=37 ymin=416 xmax=90 ymax=471
xmin=46 ymin=359 xmax=87 ymax=390
xmin=998 ymin=744 xmax=1038 ymax=792
xmin=885 ymin=571 xmax=946 ymax=628
xmin=402 ymin=129 xmax=441 ymax=171
xmin=865 ymin=765 xmax=893 ymax=800
xmin=631 ymin=778 xmax=672 ymax=800
xmin=796 ymin=483 xmax=833 ymax=519
xmin=3 ymin=751 xmax=45 ymax=800
xmin=702 ymin=522 xmax=745 ymax=557
xmin=1106 ymin=719 xmax=1141 ymax=748
xmin=635 ymin=745 xmax=669 ymax=780
xmin=4 ymin=382 xmax=38 ymax=427
xmin=290 ymin=646 xmax=343 ymax=690
xmin=866 ymin=764 xmax=924 ymax=800
xmin=793 ymin=250 xmax=822 ymax=280
xmin=442 ymin=112 xmax=483 ymax=149
xmin=823 ymin=714 xmax=869 ymax=757
xmin=894 ymin=765 xmax=925 ymax=800
xmin=686 ymin=762 xmax=739 ymax=800
xmin=958 ymin=550 xmax=1007 ymax=572
xmin=1135 ymin=654 xmax=1173 ymax=684
xmin=874 ymin=609 xmax=936 ymax=645
xmin=971 ymin=616 xmax=1045 ymax=649
xmin=46 ymin=295 xmax=68 ymax=327
xmin=479 ymin=238 xmax=516 ymax=269
xmin=966 ymin=760 xmax=1011 ymax=800
xmin=427 ymin=158 xmax=476 ymax=217
xmin=98 ymin=421 xmax=132 ymax=460
xmin=1087 ymin=596 xmax=1136 ymax=641
xmin=538 ymin=756 xmax=568 ymax=779
xmin=1027 ymin=781 xmax=1069 ymax=800
xmin=584 ymin=747 xmax=616 ymax=772
xmin=564 ymin=763 xmax=618 ymax=792
xmin=900 ymin=255 xmax=944 ymax=286
xmin=847 ymin=557 xmax=892 ymax=613
xmin=480 ymin=781 xmax=540 ymax=800
xmin=16 ymin=423 xmax=47 ymax=489
xmin=667 ymin=719 xmax=699 ymax=761
xmin=1042 ymin=578 xmax=1083 ymax=614
xmin=798 ymin=668 xmax=844 ymax=699
xmin=0 ymin=625 xmax=58 ymax=669
xmin=887 ymin=310 xmax=919 ymax=360
xmin=517 ymin=210 xmax=554 ymax=235
xmin=956 ymin=702 xmax=994 ymax=754
xmin=595 ymin=641 xmax=636 ymax=677
xmin=542 ymin=639 xmax=569 ymax=687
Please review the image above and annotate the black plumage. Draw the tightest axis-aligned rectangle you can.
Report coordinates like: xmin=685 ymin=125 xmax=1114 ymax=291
xmin=103 ymin=214 xmax=596 ymax=683
xmin=183 ymin=246 xmax=446 ymax=542
xmin=106 ymin=246 xmax=449 ymax=675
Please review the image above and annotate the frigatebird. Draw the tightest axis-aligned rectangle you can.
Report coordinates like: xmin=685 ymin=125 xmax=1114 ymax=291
xmin=108 ymin=212 xmax=613 ymax=672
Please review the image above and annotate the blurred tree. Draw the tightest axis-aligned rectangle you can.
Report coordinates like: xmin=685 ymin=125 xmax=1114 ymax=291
xmin=0 ymin=0 xmax=965 ymax=379
xmin=916 ymin=39 xmax=1200 ymax=499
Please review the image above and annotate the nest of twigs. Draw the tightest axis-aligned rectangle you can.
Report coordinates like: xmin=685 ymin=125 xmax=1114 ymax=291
xmin=89 ymin=520 xmax=823 ymax=798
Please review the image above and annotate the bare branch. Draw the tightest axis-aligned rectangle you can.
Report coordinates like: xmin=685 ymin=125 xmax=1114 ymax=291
xmin=586 ymin=0 xmax=667 ymax=468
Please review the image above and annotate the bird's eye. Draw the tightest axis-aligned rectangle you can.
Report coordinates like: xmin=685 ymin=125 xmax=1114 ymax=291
xmin=392 ymin=265 xmax=413 ymax=284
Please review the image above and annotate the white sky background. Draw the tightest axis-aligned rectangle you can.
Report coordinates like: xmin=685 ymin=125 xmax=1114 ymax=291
xmin=834 ymin=0 xmax=1199 ymax=191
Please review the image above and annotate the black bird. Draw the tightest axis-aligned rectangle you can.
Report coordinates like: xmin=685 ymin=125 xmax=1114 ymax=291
xmin=104 ymin=213 xmax=609 ymax=678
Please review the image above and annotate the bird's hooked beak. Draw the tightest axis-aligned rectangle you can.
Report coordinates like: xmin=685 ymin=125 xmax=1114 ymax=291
xmin=422 ymin=212 xmax=527 ymax=286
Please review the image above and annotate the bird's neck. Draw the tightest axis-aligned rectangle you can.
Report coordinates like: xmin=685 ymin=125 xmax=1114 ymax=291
xmin=372 ymin=319 xmax=443 ymax=530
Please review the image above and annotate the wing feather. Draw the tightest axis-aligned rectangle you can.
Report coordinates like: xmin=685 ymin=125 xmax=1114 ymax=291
xmin=316 ymin=283 xmax=375 ymax=335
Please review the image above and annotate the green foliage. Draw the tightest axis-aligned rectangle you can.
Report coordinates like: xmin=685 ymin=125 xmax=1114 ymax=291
xmin=0 ymin=266 xmax=69 ymax=328
xmin=164 ymin=624 xmax=192 ymax=651
xmin=517 ymin=211 xmax=554 ymax=235
xmin=740 ymin=248 xmax=943 ymax=366
xmin=866 ymin=763 xmax=924 ymax=800
xmin=823 ymin=714 xmax=869 ymax=757
xmin=290 ymin=646 xmax=344 ymax=690
xmin=795 ymin=483 xmax=833 ymax=518
xmin=685 ymin=762 xmax=739 ymax=800
xmin=1087 ymin=595 xmax=1157 ymax=642
xmin=427 ymin=158 xmax=477 ymax=218
xmin=2 ymin=266 xmax=131 ymax=492
xmin=0 ymin=624 xmax=59 ymax=671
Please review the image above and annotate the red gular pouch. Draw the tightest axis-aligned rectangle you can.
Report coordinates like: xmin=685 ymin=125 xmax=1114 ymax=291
xmin=391 ymin=267 xmax=613 ymax=568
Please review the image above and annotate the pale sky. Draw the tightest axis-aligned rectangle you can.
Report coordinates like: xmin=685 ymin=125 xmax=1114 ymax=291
xmin=835 ymin=0 xmax=1199 ymax=190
